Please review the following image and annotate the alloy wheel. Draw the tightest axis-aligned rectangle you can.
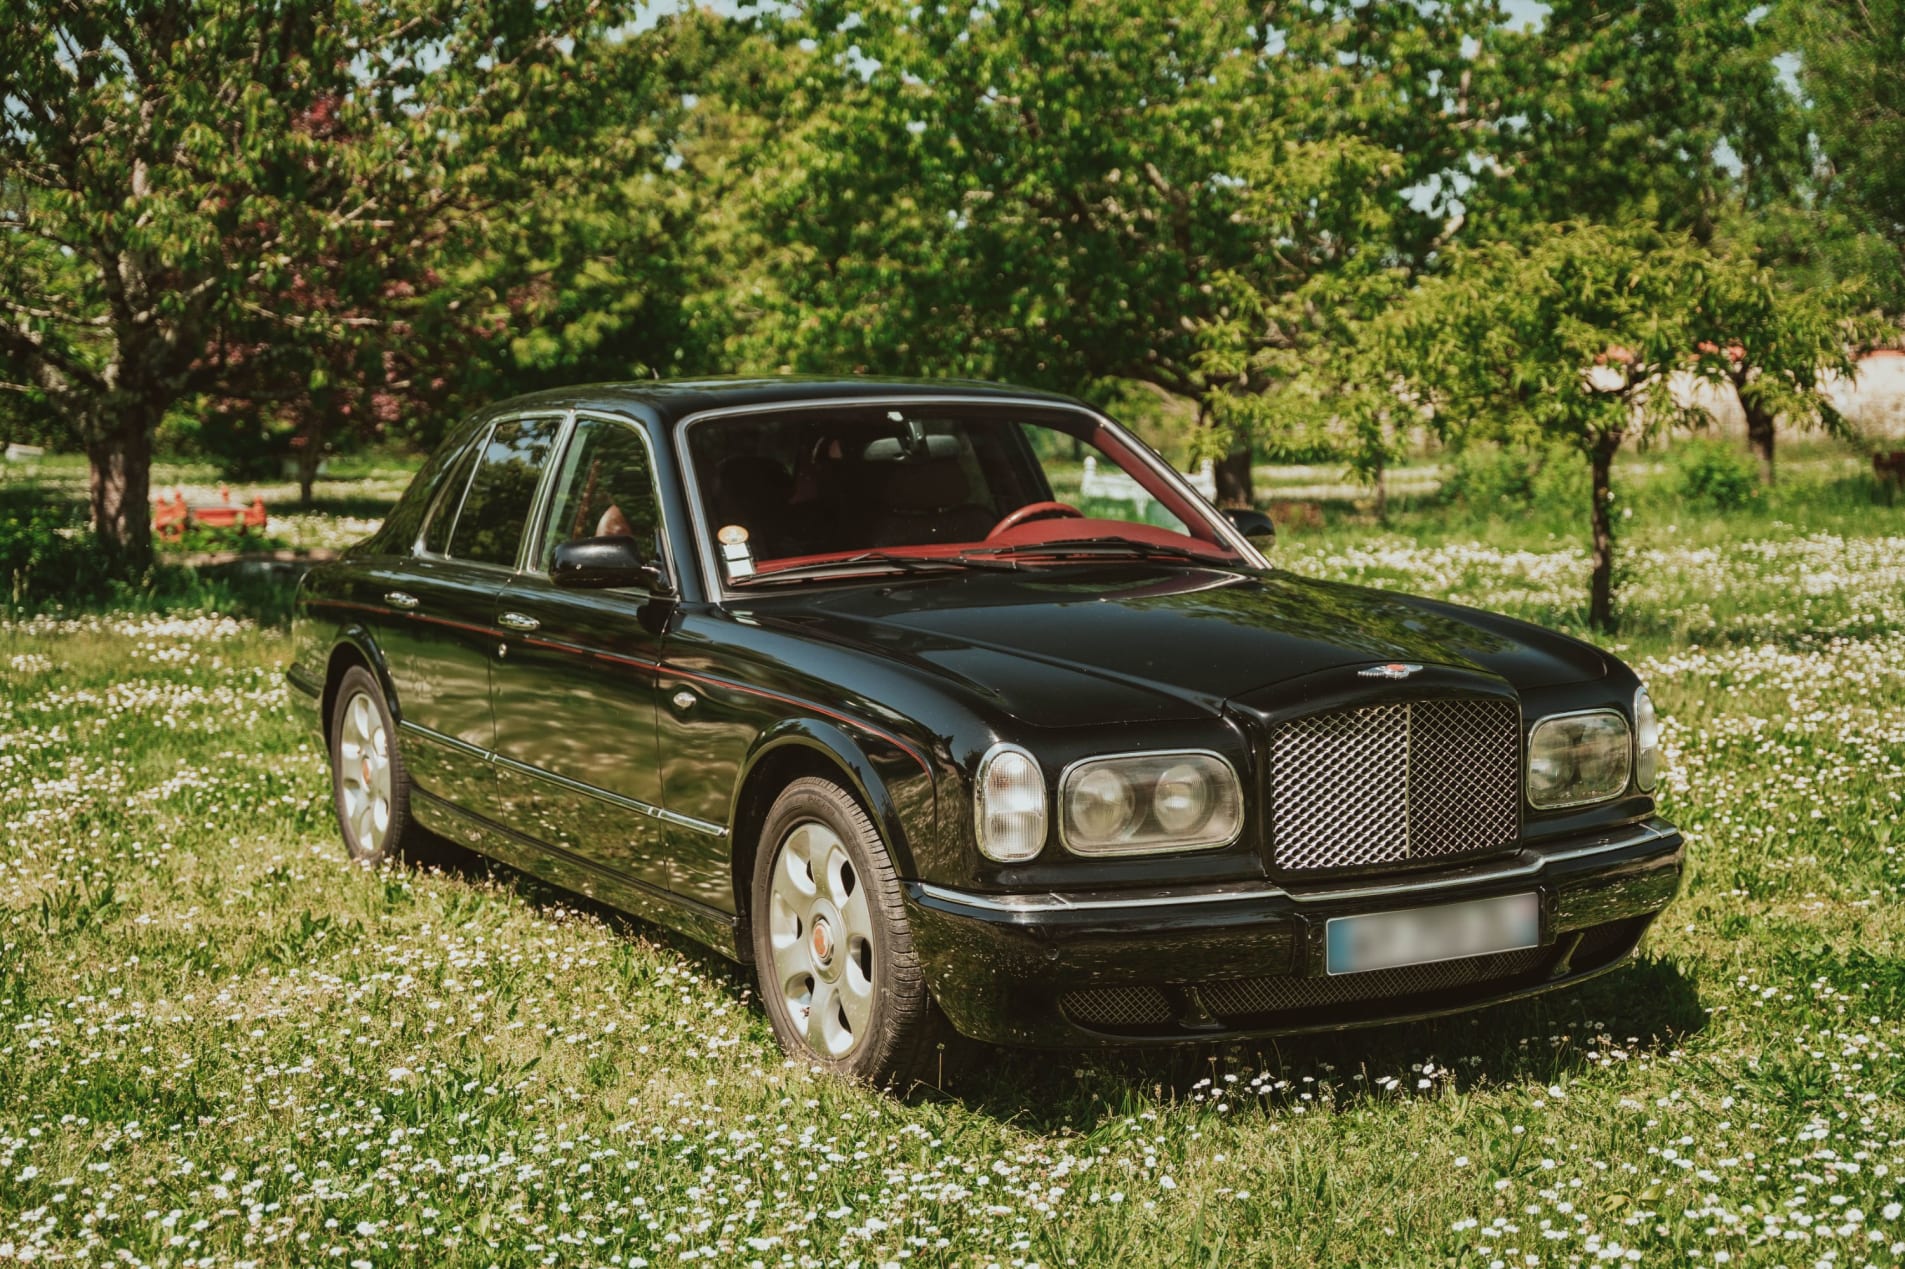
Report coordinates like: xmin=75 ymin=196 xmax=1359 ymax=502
xmin=337 ymin=689 xmax=392 ymax=856
xmin=767 ymin=819 xmax=876 ymax=1058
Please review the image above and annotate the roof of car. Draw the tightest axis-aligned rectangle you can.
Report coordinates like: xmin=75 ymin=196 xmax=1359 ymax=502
xmin=485 ymin=377 xmax=1087 ymax=426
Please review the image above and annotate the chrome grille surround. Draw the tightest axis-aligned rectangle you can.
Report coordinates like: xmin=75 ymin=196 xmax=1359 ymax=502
xmin=1271 ymin=697 xmax=1520 ymax=873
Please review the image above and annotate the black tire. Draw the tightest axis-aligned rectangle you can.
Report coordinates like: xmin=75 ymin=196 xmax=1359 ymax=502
xmin=327 ymin=664 xmax=420 ymax=864
xmin=750 ymin=776 xmax=949 ymax=1088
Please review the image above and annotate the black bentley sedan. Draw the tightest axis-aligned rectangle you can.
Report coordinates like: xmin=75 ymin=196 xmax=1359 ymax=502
xmin=288 ymin=379 xmax=1684 ymax=1085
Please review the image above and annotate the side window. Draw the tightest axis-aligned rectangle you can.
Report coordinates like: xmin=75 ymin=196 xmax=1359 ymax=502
xmin=419 ymin=430 xmax=487 ymax=556
xmin=447 ymin=416 xmax=561 ymax=567
xmin=539 ymin=418 xmax=663 ymax=570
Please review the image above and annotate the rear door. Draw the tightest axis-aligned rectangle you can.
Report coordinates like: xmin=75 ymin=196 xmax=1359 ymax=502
xmin=382 ymin=414 xmax=563 ymax=818
xmin=490 ymin=413 xmax=674 ymax=894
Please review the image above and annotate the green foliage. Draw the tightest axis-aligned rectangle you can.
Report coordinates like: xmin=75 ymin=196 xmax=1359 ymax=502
xmin=1781 ymin=0 xmax=1905 ymax=250
xmin=1440 ymin=441 xmax=1588 ymax=513
xmin=1669 ymin=438 xmax=1766 ymax=511
xmin=0 ymin=0 xmax=698 ymax=568
xmin=1380 ymin=220 xmax=1715 ymax=626
xmin=714 ymin=0 xmax=1496 ymax=500
xmin=0 ymin=488 xmax=107 ymax=607
xmin=1477 ymin=0 xmax=1805 ymax=232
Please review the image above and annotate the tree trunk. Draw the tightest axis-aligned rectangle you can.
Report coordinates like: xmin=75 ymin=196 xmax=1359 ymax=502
xmin=1216 ymin=446 xmax=1254 ymax=508
xmin=86 ymin=412 xmax=156 ymax=575
xmin=1742 ymin=396 xmax=1777 ymax=486
xmin=1373 ymin=452 xmax=1388 ymax=522
xmin=1587 ymin=432 xmax=1621 ymax=632
xmin=297 ymin=437 xmax=322 ymax=505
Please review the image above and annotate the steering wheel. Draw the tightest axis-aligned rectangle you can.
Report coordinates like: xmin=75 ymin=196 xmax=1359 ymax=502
xmin=987 ymin=500 xmax=1084 ymax=538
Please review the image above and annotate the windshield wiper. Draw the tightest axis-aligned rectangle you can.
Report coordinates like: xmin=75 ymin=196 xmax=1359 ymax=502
xmin=959 ymin=537 xmax=1231 ymax=565
xmin=731 ymin=551 xmax=1021 ymax=586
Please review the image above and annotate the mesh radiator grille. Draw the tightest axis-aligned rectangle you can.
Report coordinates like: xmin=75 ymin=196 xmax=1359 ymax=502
xmin=1272 ymin=698 xmax=1519 ymax=872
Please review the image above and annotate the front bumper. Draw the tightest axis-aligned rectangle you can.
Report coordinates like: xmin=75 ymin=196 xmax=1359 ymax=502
xmin=906 ymin=818 xmax=1684 ymax=1047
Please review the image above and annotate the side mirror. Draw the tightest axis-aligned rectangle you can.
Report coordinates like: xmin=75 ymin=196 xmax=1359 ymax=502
xmin=1223 ymin=507 xmax=1277 ymax=545
xmin=552 ymin=536 xmax=674 ymax=595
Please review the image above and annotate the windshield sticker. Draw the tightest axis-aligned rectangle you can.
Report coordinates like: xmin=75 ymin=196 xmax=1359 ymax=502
xmin=719 ymin=527 xmax=755 ymax=579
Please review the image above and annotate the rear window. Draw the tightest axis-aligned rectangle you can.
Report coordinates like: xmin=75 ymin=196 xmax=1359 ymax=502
xmin=419 ymin=431 xmax=486 ymax=556
xmin=445 ymin=416 xmax=561 ymax=567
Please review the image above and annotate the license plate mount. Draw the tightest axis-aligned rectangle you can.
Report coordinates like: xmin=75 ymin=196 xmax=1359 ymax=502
xmin=1325 ymin=892 xmax=1541 ymax=976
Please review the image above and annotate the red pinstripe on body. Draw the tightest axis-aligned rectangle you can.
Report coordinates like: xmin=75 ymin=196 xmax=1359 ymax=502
xmin=306 ymin=595 xmax=934 ymax=775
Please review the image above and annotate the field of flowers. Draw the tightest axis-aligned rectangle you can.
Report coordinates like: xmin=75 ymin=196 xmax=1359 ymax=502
xmin=0 ymin=455 xmax=1903 ymax=1266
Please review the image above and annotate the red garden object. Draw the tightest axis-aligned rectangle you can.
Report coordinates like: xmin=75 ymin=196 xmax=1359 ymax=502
xmin=153 ymin=486 xmax=268 ymax=540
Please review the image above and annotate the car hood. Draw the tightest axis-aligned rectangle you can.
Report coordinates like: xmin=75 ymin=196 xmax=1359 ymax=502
xmin=740 ymin=565 xmax=1608 ymax=726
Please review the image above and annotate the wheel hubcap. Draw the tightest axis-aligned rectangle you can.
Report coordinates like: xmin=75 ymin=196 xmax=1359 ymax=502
xmin=337 ymin=690 xmax=392 ymax=855
xmin=767 ymin=820 xmax=874 ymax=1059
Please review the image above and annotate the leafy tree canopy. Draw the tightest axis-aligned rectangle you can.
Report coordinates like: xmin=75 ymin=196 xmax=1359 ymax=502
xmin=0 ymin=0 xmax=688 ymax=567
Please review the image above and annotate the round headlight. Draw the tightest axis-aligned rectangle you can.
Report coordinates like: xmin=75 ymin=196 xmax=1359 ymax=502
xmin=1153 ymin=763 xmax=1211 ymax=834
xmin=975 ymin=745 xmax=1046 ymax=863
xmin=1068 ymin=766 xmax=1136 ymax=842
xmin=1634 ymin=686 xmax=1659 ymax=792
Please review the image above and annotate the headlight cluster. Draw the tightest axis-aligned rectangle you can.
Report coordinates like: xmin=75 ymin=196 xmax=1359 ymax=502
xmin=1527 ymin=708 xmax=1632 ymax=809
xmin=1061 ymin=752 xmax=1243 ymax=854
xmin=973 ymin=746 xmax=1244 ymax=862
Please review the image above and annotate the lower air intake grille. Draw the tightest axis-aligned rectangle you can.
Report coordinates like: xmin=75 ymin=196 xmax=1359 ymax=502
xmin=1060 ymin=985 xmax=1174 ymax=1030
xmin=1272 ymin=697 xmax=1520 ymax=873
xmin=1200 ymin=946 xmax=1549 ymax=1021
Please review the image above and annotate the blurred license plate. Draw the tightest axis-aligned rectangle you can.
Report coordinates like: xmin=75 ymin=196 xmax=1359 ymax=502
xmin=1326 ymin=893 xmax=1540 ymax=976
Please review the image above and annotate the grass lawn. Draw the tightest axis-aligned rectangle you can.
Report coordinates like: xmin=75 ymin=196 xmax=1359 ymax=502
xmin=0 ymin=446 xmax=1902 ymax=1265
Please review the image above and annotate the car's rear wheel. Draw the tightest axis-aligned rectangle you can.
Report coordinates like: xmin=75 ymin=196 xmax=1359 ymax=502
xmin=751 ymin=776 xmax=946 ymax=1087
xmin=328 ymin=665 xmax=418 ymax=864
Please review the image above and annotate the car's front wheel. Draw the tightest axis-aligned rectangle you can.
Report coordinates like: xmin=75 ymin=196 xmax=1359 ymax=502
xmin=328 ymin=665 xmax=419 ymax=864
xmin=751 ymin=776 xmax=946 ymax=1087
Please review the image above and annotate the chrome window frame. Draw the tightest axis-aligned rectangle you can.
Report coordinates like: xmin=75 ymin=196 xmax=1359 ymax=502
xmin=672 ymin=394 xmax=1268 ymax=604
xmin=412 ymin=419 xmax=495 ymax=558
xmin=415 ymin=409 xmax=568 ymax=576
xmin=524 ymin=408 xmax=679 ymax=592
xmin=1056 ymin=747 xmax=1246 ymax=856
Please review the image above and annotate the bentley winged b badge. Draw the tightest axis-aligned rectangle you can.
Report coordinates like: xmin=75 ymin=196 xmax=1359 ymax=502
xmin=1358 ymin=662 xmax=1424 ymax=679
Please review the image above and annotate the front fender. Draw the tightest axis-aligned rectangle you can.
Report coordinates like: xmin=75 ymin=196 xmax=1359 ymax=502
xmin=732 ymin=718 xmax=937 ymax=878
xmin=305 ymin=622 xmax=403 ymax=742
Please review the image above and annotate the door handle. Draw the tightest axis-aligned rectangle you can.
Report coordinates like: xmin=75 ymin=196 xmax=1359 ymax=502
xmin=384 ymin=590 xmax=419 ymax=610
xmin=497 ymin=611 xmax=540 ymax=632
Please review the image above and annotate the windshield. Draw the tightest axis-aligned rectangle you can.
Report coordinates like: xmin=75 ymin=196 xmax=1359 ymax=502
xmin=683 ymin=402 xmax=1246 ymax=586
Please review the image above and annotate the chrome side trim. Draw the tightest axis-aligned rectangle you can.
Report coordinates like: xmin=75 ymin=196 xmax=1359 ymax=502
xmin=397 ymin=720 xmax=726 ymax=839
xmin=1536 ymin=820 xmax=1670 ymax=864
xmin=397 ymin=718 xmax=490 ymax=761
xmin=1284 ymin=853 xmax=1545 ymax=903
xmin=915 ymin=881 xmax=1280 ymax=913
xmin=912 ymin=822 xmax=1673 ymax=915
xmin=491 ymin=752 xmax=728 ymax=838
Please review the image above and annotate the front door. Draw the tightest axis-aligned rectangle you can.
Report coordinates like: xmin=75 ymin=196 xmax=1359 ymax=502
xmin=383 ymin=414 xmax=562 ymax=818
xmin=490 ymin=414 xmax=672 ymax=895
